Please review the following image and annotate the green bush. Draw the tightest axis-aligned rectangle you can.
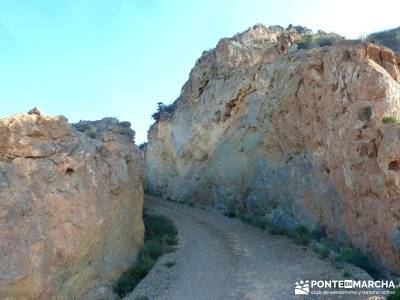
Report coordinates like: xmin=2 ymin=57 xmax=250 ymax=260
xmin=287 ymin=226 xmax=312 ymax=246
xmin=165 ymin=261 xmax=175 ymax=268
xmin=240 ymin=214 xmax=268 ymax=229
xmin=238 ymin=213 xmax=381 ymax=278
xmin=225 ymin=211 xmax=237 ymax=218
xmin=144 ymin=215 xmax=177 ymax=240
xmin=113 ymin=251 xmax=156 ymax=296
xmin=138 ymin=143 xmax=147 ymax=150
xmin=358 ymin=106 xmax=372 ymax=121
xmin=86 ymin=128 xmax=97 ymax=139
xmin=342 ymin=271 xmax=352 ymax=278
xmin=239 ymin=214 xmax=252 ymax=224
xmin=335 ymin=247 xmax=378 ymax=278
xmin=388 ymin=285 xmax=400 ymax=300
xmin=163 ymin=234 xmax=178 ymax=246
xmin=138 ymin=254 xmax=156 ymax=272
xmin=313 ymin=239 xmax=332 ymax=259
xmin=72 ymin=123 xmax=98 ymax=139
xmin=113 ymin=263 xmax=147 ymax=297
xmin=383 ymin=116 xmax=398 ymax=124
xmin=240 ymin=214 xmax=312 ymax=245
xmin=295 ymin=31 xmax=343 ymax=50
xmin=140 ymin=240 xmax=164 ymax=259
xmin=152 ymin=102 xmax=175 ymax=121
xmin=265 ymin=223 xmax=290 ymax=236
xmin=113 ymin=214 xmax=178 ymax=297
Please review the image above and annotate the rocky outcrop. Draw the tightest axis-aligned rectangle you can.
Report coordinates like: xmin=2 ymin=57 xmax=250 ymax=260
xmin=0 ymin=110 xmax=144 ymax=299
xmin=145 ymin=24 xmax=400 ymax=274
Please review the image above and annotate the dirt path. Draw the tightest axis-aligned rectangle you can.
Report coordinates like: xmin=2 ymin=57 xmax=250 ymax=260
xmin=126 ymin=195 xmax=375 ymax=300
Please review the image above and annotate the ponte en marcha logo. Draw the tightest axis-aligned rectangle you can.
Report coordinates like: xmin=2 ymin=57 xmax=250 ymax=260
xmin=295 ymin=279 xmax=397 ymax=296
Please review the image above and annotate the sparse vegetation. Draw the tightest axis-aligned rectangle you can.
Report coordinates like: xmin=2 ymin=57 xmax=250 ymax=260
xmin=144 ymin=214 xmax=178 ymax=242
xmin=239 ymin=213 xmax=313 ymax=245
xmin=72 ymin=123 xmax=98 ymax=139
xmin=134 ymin=296 xmax=149 ymax=300
xmin=142 ymin=240 xmax=164 ymax=259
xmin=113 ymin=214 xmax=178 ymax=297
xmin=288 ymin=226 xmax=313 ymax=246
xmin=367 ymin=27 xmax=400 ymax=53
xmin=383 ymin=116 xmax=398 ymax=124
xmin=151 ymin=102 xmax=175 ymax=121
xmin=312 ymin=238 xmax=332 ymax=259
xmin=86 ymin=129 xmax=97 ymax=139
xmin=358 ymin=106 xmax=373 ymax=121
xmin=224 ymin=211 xmax=237 ymax=218
xmin=163 ymin=232 xmax=178 ymax=246
xmin=295 ymin=31 xmax=344 ymax=50
xmin=173 ymin=198 xmax=196 ymax=207
xmin=335 ymin=247 xmax=378 ymax=279
xmin=342 ymin=271 xmax=352 ymax=278
xmin=138 ymin=142 xmax=147 ymax=150
xmin=388 ymin=285 xmax=400 ymax=300
xmin=238 ymin=213 xmax=380 ymax=278
xmin=146 ymin=190 xmax=162 ymax=198
xmin=165 ymin=261 xmax=175 ymax=268
xmin=240 ymin=213 xmax=269 ymax=230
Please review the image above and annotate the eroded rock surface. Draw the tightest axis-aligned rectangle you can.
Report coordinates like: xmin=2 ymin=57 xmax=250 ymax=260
xmin=145 ymin=24 xmax=400 ymax=274
xmin=0 ymin=112 xmax=144 ymax=299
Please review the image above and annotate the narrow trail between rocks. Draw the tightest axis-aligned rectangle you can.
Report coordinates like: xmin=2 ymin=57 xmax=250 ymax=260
xmin=126 ymin=195 xmax=373 ymax=300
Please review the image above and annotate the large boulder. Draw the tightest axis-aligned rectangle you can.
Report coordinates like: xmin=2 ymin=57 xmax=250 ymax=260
xmin=0 ymin=110 xmax=144 ymax=299
xmin=144 ymin=24 xmax=400 ymax=274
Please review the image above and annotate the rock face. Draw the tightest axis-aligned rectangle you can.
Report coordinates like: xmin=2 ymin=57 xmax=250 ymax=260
xmin=0 ymin=112 xmax=144 ymax=299
xmin=145 ymin=24 xmax=400 ymax=274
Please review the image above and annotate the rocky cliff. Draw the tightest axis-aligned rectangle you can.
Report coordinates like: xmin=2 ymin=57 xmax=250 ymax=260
xmin=0 ymin=110 xmax=144 ymax=299
xmin=145 ymin=24 xmax=400 ymax=274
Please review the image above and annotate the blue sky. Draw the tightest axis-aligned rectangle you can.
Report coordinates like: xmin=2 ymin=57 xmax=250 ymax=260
xmin=0 ymin=0 xmax=399 ymax=143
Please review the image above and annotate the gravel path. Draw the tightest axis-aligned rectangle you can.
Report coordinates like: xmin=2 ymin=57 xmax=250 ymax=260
xmin=125 ymin=195 xmax=377 ymax=300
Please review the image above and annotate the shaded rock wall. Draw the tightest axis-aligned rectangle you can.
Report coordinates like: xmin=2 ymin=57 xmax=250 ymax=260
xmin=0 ymin=111 xmax=144 ymax=299
xmin=145 ymin=24 xmax=400 ymax=274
